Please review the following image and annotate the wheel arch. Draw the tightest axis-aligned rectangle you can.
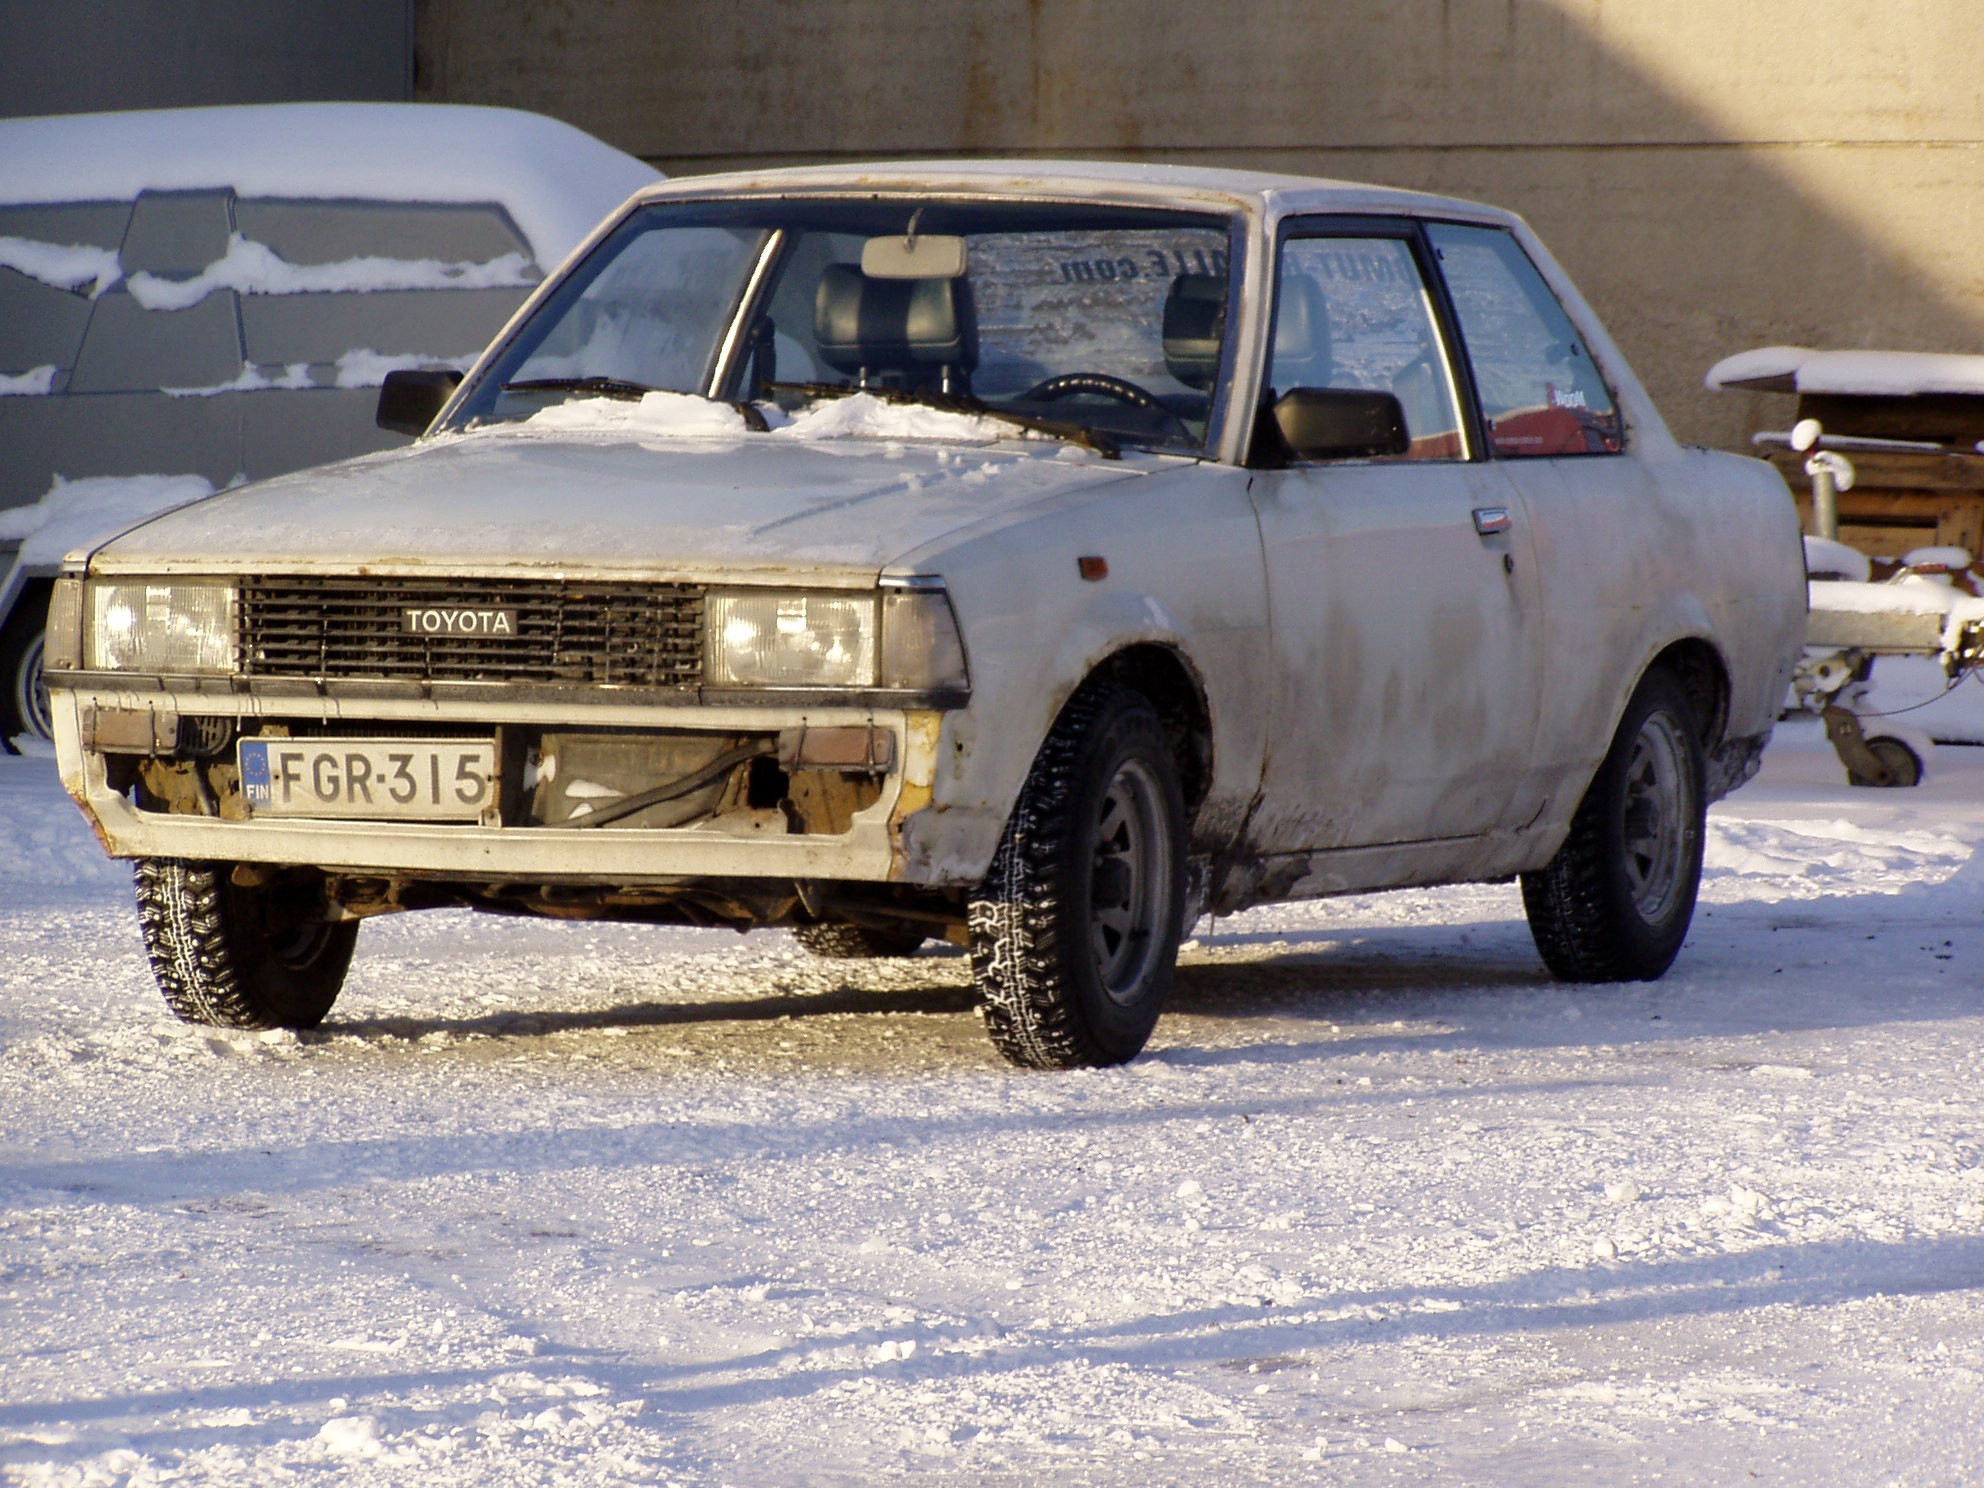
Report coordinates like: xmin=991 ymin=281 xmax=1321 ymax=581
xmin=1083 ymin=642 xmax=1215 ymax=823
xmin=1648 ymin=635 xmax=1730 ymax=752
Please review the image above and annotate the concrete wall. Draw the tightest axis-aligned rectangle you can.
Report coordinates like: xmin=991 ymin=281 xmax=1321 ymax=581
xmin=0 ymin=0 xmax=413 ymax=118
xmin=413 ymin=0 xmax=1984 ymax=455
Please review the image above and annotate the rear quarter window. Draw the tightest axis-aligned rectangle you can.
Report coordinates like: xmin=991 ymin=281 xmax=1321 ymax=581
xmin=1428 ymin=222 xmax=1623 ymax=458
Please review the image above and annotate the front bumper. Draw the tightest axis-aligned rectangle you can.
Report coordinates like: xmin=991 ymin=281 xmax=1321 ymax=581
xmin=50 ymin=681 xmax=945 ymax=885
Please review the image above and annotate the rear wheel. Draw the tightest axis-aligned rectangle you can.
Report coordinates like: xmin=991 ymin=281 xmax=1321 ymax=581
xmin=134 ymin=859 xmax=356 ymax=1028
xmin=969 ymin=684 xmax=1186 ymax=1069
xmin=792 ymin=922 xmax=926 ymax=959
xmin=1521 ymin=670 xmax=1706 ymax=982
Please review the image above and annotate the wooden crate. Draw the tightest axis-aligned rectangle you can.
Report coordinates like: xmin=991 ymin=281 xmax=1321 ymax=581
xmin=1762 ymin=392 xmax=1984 ymax=562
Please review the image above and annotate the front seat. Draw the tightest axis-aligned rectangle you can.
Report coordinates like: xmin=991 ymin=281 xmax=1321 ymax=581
xmin=814 ymin=264 xmax=977 ymax=393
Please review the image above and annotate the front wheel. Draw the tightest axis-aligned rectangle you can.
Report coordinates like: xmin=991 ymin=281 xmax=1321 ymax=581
xmin=134 ymin=859 xmax=357 ymax=1028
xmin=969 ymin=684 xmax=1187 ymax=1069
xmin=1521 ymin=670 xmax=1706 ymax=982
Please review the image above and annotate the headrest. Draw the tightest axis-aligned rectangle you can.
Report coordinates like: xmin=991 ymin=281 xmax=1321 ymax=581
xmin=1270 ymin=275 xmax=1333 ymax=386
xmin=815 ymin=263 xmax=977 ymax=376
xmin=1162 ymin=274 xmax=1227 ymax=390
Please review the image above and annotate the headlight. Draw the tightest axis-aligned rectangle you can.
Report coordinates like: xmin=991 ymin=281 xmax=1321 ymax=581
xmin=707 ymin=591 xmax=878 ymax=687
xmin=86 ymin=580 xmax=238 ymax=674
xmin=704 ymin=583 xmax=970 ymax=691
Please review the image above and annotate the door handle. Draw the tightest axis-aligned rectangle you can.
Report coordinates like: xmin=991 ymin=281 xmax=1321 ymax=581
xmin=1472 ymin=506 xmax=1513 ymax=536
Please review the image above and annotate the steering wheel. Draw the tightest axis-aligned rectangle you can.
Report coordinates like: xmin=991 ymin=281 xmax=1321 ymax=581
xmin=1019 ymin=372 xmax=1191 ymax=441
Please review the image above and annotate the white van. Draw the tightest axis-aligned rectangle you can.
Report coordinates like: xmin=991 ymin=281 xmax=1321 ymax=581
xmin=0 ymin=102 xmax=660 ymax=740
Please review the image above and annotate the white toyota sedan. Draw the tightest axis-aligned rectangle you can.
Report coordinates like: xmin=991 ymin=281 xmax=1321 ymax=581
xmin=43 ymin=162 xmax=1806 ymax=1067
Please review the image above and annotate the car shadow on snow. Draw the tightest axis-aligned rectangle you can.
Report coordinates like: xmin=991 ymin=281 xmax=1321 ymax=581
xmin=321 ymin=978 xmax=983 ymax=1046
xmin=281 ymin=832 xmax=1984 ymax=1060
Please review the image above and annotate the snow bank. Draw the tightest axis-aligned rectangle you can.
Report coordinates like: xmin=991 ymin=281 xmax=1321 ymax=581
xmin=1801 ymin=536 xmax=1870 ymax=583
xmin=0 ymin=365 xmax=57 ymax=397
xmin=1805 ymin=577 xmax=1953 ymax=617
xmin=0 ymin=473 xmax=216 ymax=567
xmin=0 ymin=104 xmax=662 ymax=267
xmin=1709 ymin=345 xmax=1984 ymax=397
xmin=0 ymin=234 xmax=122 ymax=297
xmin=126 ymin=234 xmax=536 ymax=312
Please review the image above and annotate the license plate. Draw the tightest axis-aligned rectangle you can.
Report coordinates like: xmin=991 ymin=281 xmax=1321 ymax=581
xmin=239 ymin=738 xmax=497 ymax=821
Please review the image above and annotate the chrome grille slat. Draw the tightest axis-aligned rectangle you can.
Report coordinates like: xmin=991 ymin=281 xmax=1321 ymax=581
xmin=239 ymin=578 xmax=704 ymax=687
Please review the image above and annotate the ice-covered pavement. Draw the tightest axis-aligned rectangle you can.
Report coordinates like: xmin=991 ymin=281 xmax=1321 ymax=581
xmin=2 ymin=720 xmax=1981 ymax=1487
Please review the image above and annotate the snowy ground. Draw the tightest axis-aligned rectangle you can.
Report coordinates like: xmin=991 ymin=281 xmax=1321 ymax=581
xmin=2 ymin=721 xmax=1981 ymax=1487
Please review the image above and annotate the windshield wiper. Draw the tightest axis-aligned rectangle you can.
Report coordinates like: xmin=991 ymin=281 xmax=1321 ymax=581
xmin=501 ymin=377 xmax=769 ymax=431
xmin=763 ymin=382 xmax=1120 ymax=459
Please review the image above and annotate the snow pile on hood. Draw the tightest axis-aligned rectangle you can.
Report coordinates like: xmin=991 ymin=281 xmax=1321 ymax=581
xmin=0 ymin=234 xmax=122 ymax=298
xmin=125 ymin=233 xmax=536 ymax=312
xmin=511 ymin=390 xmax=1024 ymax=447
xmin=1708 ymin=345 xmax=1984 ymax=397
xmin=0 ymin=473 xmax=217 ymax=566
xmin=519 ymin=391 xmax=760 ymax=438
xmin=0 ymin=104 xmax=662 ymax=267
xmin=773 ymin=392 xmax=1017 ymax=445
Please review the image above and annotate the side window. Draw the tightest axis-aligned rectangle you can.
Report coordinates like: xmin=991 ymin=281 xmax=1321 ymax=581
xmin=1270 ymin=234 xmax=1464 ymax=460
xmin=1427 ymin=222 xmax=1622 ymax=458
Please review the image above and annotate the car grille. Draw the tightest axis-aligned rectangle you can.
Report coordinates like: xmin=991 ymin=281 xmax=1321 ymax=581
xmin=238 ymin=577 xmax=705 ymax=688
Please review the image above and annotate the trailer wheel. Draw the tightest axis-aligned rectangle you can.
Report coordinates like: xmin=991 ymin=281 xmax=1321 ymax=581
xmin=1847 ymin=735 xmax=1922 ymax=788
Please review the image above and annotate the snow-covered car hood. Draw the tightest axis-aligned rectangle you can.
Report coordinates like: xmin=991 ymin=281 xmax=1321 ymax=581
xmin=82 ymin=424 xmax=1151 ymax=583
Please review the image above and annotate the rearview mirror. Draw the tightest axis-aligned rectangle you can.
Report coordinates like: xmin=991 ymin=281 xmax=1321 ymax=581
xmin=861 ymin=234 xmax=967 ymax=279
xmin=376 ymin=368 xmax=465 ymax=437
xmin=1268 ymin=387 xmax=1409 ymax=463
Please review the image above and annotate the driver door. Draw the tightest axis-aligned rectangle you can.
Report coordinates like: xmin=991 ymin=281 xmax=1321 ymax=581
xmin=1246 ymin=223 xmax=1545 ymax=854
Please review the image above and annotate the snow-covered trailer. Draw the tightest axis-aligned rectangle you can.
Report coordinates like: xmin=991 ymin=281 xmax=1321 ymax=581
xmin=1710 ymin=347 xmax=1984 ymax=785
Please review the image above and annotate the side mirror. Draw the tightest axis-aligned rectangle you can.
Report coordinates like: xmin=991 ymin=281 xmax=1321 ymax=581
xmin=1266 ymin=387 xmax=1409 ymax=463
xmin=376 ymin=368 xmax=465 ymax=437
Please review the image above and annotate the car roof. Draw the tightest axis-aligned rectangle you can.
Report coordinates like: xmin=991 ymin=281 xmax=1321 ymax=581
xmin=0 ymin=103 xmax=663 ymax=266
xmin=634 ymin=158 xmax=1515 ymax=228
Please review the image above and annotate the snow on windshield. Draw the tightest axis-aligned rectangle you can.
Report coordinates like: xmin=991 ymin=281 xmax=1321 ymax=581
xmin=457 ymin=201 xmax=1233 ymax=453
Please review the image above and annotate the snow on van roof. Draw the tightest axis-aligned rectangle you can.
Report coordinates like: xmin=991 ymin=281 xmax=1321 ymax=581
xmin=0 ymin=103 xmax=661 ymax=266
xmin=1708 ymin=345 xmax=1984 ymax=397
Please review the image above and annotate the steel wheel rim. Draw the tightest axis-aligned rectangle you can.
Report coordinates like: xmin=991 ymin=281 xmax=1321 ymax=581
xmin=1087 ymin=757 xmax=1171 ymax=1004
xmin=1621 ymin=710 xmax=1689 ymax=921
xmin=15 ymin=631 xmax=51 ymax=741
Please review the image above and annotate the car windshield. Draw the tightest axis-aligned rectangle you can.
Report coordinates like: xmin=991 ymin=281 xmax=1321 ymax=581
xmin=448 ymin=197 xmax=1239 ymax=454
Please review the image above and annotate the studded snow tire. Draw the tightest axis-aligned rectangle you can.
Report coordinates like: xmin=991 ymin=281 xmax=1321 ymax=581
xmin=1521 ymin=669 xmax=1706 ymax=982
xmin=969 ymin=683 xmax=1187 ymax=1069
xmin=134 ymin=858 xmax=357 ymax=1029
